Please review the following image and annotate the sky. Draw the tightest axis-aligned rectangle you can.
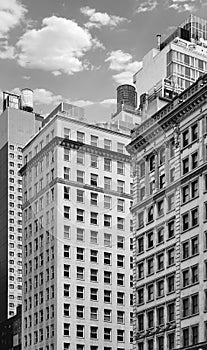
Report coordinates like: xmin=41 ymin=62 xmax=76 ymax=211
xmin=1 ymin=0 xmax=207 ymax=122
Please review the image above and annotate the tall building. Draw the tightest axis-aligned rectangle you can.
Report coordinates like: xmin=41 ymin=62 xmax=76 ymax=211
xmin=0 ymin=90 xmax=43 ymax=322
xmin=20 ymin=103 xmax=134 ymax=350
xmin=127 ymin=74 xmax=207 ymax=349
xmin=133 ymin=15 xmax=207 ymax=118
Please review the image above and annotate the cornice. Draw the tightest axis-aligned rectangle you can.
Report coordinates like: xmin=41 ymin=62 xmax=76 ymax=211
xmin=20 ymin=137 xmax=131 ymax=176
xmin=127 ymin=74 xmax=207 ymax=154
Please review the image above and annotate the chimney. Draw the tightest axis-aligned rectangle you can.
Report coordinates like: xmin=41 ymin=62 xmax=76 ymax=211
xmin=157 ymin=34 xmax=161 ymax=50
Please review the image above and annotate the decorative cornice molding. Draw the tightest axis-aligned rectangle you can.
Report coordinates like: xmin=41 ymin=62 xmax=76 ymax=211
xmin=127 ymin=74 xmax=207 ymax=154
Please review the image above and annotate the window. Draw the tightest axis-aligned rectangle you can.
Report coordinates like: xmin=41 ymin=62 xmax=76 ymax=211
xmin=168 ymin=220 xmax=175 ymax=239
xmin=90 ymin=326 xmax=98 ymax=339
xmin=64 ymin=206 xmax=70 ymax=219
xmin=157 ymin=279 xmax=164 ymax=297
xmin=104 ymin=195 xmax=111 ymax=209
xmin=170 ymin=167 xmax=175 ymax=182
xmin=182 ymin=130 xmax=189 ymax=147
xmin=104 ymin=177 xmax=111 ymax=191
xmin=104 ymin=214 xmax=111 ymax=227
xmin=90 ymin=250 xmax=98 ymax=263
xmin=104 ymin=233 xmax=112 ymax=247
xmin=77 ymin=209 xmax=84 ymax=222
xmin=137 ymin=236 xmax=144 ymax=253
xmin=159 ymin=174 xmax=165 ymax=189
xmin=104 ymin=309 xmax=111 ymax=322
xmin=91 ymin=174 xmax=98 ymax=187
xmin=117 ymin=329 xmax=124 ymax=342
xmin=149 ymin=154 xmax=155 ymax=171
xmin=117 ymin=273 xmax=124 ymax=286
xmin=104 ymin=252 xmax=111 ymax=265
xmin=147 ymin=310 xmax=154 ymax=328
xmin=90 ymin=307 xmax=98 ymax=320
xmin=137 ymin=262 xmax=144 ymax=279
xmin=64 ymin=303 xmax=70 ymax=317
xmin=64 ymin=148 xmax=70 ymax=162
xmin=192 ymin=208 xmax=198 ymax=227
xmin=140 ymin=186 xmax=145 ymax=200
xmin=77 ymin=305 xmax=84 ymax=319
xmin=183 ymin=158 xmax=189 ymax=174
xmin=91 ymin=135 xmax=98 ymax=147
xmin=168 ymin=248 xmax=175 ymax=266
xmin=182 ymin=297 xmax=189 ymax=317
xmin=77 ymin=228 xmax=84 ymax=242
xmin=77 ymin=247 xmax=84 ymax=261
xmin=157 ymin=307 xmax=164 ymax=326
xmin=77 ymin=267 xmax=84 ymax=280
xmin=138 ymin=212 xmax=144 ymax=227
xmin=77 ymin=170 xmax=84 ymax=183
xmin=192 ymin=325 xmax=199 ymax=345
xmin=140 ymin=161 xmax=145 ymax=177
xmin=91 ymin=269 xmax=98 ymax=282
xmin=91 ymin=154 xmax=98 ymax=168
xmin=104 ymin=158 xmax=112 ymax=172
xmin=192 ymin=236 xmax=198 ymax=255
xmin=168 ymin=194 xmax=175 ymax=211
xmin=117 ymin=180 xmax=124 ymax=193
xmin=76 ymin=325 xmax=84 ymax=338
xmin=117 ymin=217 xmax=124 ymax=230
xmin=64 ymin=264 xmax=70 ymax=278
xmin=117 ymin=161 xmax=124 ymax=175
xmin=147 ymin=284 xmax=154 ymax=301
xmin=104 ymin=139 xmax=111 ymax=150
xmin=159 ymin=148 xmax=165 ymax=165
xmin=104 ymin=290 xmax=111 ymax=303
xmin=77 ymin=189 xmax=84 ymax=203
xmin=191 ymin=123 xmax=198 ymax=141
xmin=167 ymin=275 xmax=175 ymax=293
xmin=64 ymin=245 xmax=70 ymax=259
xmin=117 ymin=292 xmax=124 ymax=305
xmin=167 ymin=302 xmax=175 ymax=322
xmin=192 ymin=294 xmax=199 ymax=314
xmin=64 ymin=284 xmax=70 ymax=298
xmin=117 ymin=254 xmax=124 ymax=268
xmin=168 ymin=333 xmax=175 ymax=350
xmin=64 ymin=127 xmax=70 ymax=139
xmin=137 ymin=288 xmax=144 ymax=304
xmin=157 ymin=253 xmax=164 ymax=271
xmin=147 ymin=206 xmax=154 ymax=222
xmin=104 ymin=271 xmax=111 ymax=284
xmin=157 ymin=199 xmax=164 ymax=216
xmin=91 ymin=231 xmax=98 ymax=244
xmin=77 ymin=132 xmax=85 ymax=143
xmin=182 ymin=328 xmax=189 ymax=347
xmin=117 ymin=236 xmax=124 ymax=249
xmin=91 ymin=212 xmax=98 ymax=225
xmin=104 ymin=328 xmax=111 ymax=341
xmin=157 ymin=227 xmax=164 ymax=244
xmin=192 ymin=151 xmax=198 ymax=169
xmin=137 ymin=313 xmax=144 ymax=331
xmin=77 ymin=150 xmax=84 ymax=164
xmin=191 ymin=179 xmax=198 ymax=198
xmin=147 ymin=231 xmax=154 ymax=249
xmin=90 ymin=288 xmax=98 ymax=301
xmin=182 ymin=212 xmax=189 ymax=231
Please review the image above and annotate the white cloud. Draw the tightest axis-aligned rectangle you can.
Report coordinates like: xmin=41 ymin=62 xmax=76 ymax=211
xmin=80 ymin=6 xmax=128 ymax=29
xmin=100 ymin=98 xmax=116 ymax=105
xmin=106 ymin=50 xmax=142 ymax=84
xmin=0 ymin=0 xmax=27 ymax=38
xmin=16 ymin=16 xmax=102 ymax=75
xmin=71 ymin=99 xmax=94 ymax=107
xmin=169 ymin=0 xmax=197 ymax=12
xmin=0 ymin=39 xmax=15 ymax=59
xmin=33 ymin=88 xmax=63 ymax=106
xmin=136 ymin=0 xmax=158 ymax=13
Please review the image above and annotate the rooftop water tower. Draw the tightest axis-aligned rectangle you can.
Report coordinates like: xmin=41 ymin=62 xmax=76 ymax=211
xmin=117 ymin=84 xmax=137 ymax=113
xmin=21 ymin=88 xmax=34 ymax=112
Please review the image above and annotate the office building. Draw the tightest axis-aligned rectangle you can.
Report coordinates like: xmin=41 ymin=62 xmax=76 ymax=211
xmin=0 ymin=90 xmax=43 ymax=322
xmin=0 ymin=305 xmax=22 ymax=350
xmin=127 ymin=74 xmax=207 ymax=349
xmin=20 ymin=102 xmax=134 ymax=349
xmin=133 ymin=15 xmax=207 ymax=118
